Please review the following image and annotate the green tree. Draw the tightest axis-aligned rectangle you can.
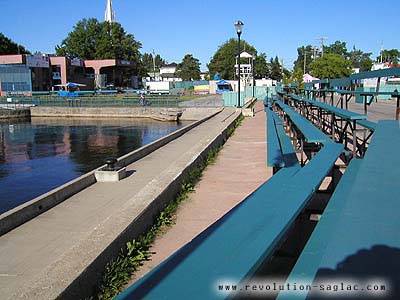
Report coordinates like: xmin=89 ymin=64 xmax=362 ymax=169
xmin=176 ymin=54 xmax=201 ymax=81
xmin=254 ymin=53 xmax=269 ymax=79
xmin=324 ymin=41 xmax=348 ymax=57
xmin=141 ymin=52 xmax=165 ymax=74
xmin=378 ymin=49 xmax=400 ymax=65
xmin=284 ymin=67 xmax=304 ymax=87
xmin=269 ymin=56 xmax=283 ymax=81
xmin=207 ymin=38 xmax=257 ymax=80
xmin=56 ymin=18 xmax=100 ymax=59
xmin=293 ymin=45 xmax=314 ymax=74
xmin=0 ymin=32 xmax=30 ymax=55
xmin=55 ymin=18 xmax=141 ymax=62
xmin=310 ymin=53 xmax=352 ymax=79
xmin=348 ymin=47 xmax=373 ymax=71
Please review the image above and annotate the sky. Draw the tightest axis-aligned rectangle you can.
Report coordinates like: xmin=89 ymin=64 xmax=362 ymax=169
xmin=0 ymin=0 xmax=399 ymax=71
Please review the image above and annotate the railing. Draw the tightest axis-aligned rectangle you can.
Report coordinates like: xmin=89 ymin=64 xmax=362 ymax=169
xmin=0 ymin=95 xmax=180 ymax=109
xmin=222 ymin=86 xmax=275 ymax=107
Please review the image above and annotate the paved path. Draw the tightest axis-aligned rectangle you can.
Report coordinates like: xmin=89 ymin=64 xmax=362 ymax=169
xmin=347 ymin=99 xmax=397 ymax=122
xmin=127 ymin=100 xmax=272 ymax=286
xmin=327 ymin=95 xmax=398 ymax=122
xmin=0 ymin=107 xmax=239 ymax=300
xmin=179 ymin=94 xmax=223 ymax=107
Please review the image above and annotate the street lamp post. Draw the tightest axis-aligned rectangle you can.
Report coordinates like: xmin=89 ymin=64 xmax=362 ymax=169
xmin=152 ymin=49 xmax=156 ymax=81
xmin=252 ymin=55 xmax=255 ymax=98
xmin=235 ymin=20 xmax=244 ymax=108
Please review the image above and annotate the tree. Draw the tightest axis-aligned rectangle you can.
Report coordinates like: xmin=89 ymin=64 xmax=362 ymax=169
xmin=208 ymin=38 xmax=257 ymax=80
xmin=141 ymin=52 xmax=166 ymax=74
xmin=254 ymin=53 xmax=269 ymax=79
xmin=293 ymin=45 xmax=314 ymax=74
xmin=56 ymin=18 xmax=100 ymax=59
xmin=0 ymin=32 xmax=30 ymax=55
xmin=310 ymin=53 xmax=352 ymax=79
xmin=324 ymin=41 xmax=348 ymax=57
xmin=55 ymin=18 xmax=141 ymax=62
xmin=284 ymin=67 xmax=304 ymax=87
xmin=269 ymin=56 xmax=283 ymax=81
xmin=176 ymin=54 xmax=201 ymax=81
xmin=348 ymin=47 xmax=373 ymax=71
xmin=378 ymin=49 xmax=400 ymax=65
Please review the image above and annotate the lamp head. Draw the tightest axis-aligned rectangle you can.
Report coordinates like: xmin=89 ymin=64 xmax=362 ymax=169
xmin=234 ymin=20 xmax=244 ymax=35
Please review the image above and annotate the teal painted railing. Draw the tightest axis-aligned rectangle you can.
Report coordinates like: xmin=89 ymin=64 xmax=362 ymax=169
xmin=0 ymin=96 xmax=180 ymax=108
xmin=222 ymin=86 xmax=275 ymax=107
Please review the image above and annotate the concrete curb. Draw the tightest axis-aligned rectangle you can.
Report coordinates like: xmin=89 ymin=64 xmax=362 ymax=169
xmin=0 ymin=108 xmax=30 ymax=120
xmin=57 ymin=110 xmax=243 ymax=300
xmin=0 ymin=109 xmax=223 ymax=236
xmin=30 ymin=107 xmax=184 ymax=122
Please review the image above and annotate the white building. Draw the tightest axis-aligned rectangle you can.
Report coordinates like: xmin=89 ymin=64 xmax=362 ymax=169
xmin=159 ymin=63 xmax=182 ymax=82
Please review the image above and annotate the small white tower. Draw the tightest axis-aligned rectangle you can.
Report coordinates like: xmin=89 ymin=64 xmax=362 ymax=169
xmin=235 ymin=51 xmax=254 ymax=87
xmin=105 ymin=0 xmax=115 ymax=23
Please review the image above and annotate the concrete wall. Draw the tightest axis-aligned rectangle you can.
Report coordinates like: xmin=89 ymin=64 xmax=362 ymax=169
xmin=0 ymin=109 xmax=221 ymax=236
xmin=0 ymin=54 xmax=24 ymax=64
xmin=30 ymin=106 xmax=183 ymax=122
xmin=60 ymin=110 xmax=241 ymax=300
xmin=0 ymin=108 xmax=30 ymax=120
xmin=30 ymin=106 xmax=222 ymax=122
xmin=49 ymin=56 xmax=68 ymax=85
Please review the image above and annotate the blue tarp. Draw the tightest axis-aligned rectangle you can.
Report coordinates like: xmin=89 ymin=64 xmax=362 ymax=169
xmin=216 ymin=79 xmax=232 ymax=94
xmin=216 ymin=79 xmax=230 ymax=85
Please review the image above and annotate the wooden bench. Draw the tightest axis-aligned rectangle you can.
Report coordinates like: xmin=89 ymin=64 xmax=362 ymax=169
xmin=116 ymin=142 xmax=344 ymax=300
xmin=289 ymin=94 xmax=376 ymax=158
xmin=277 ymin=120 xmax=400 ymax=300
xmin=273 ymin=97 xmax=334 ymax=165
xmin=266 ymin=108 xmax=300 ymax=173
xmin=274 ymin=98 xmax=331 ymax=144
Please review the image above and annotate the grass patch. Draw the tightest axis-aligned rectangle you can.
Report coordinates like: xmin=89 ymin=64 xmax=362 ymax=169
xmin=84 ymin=116 xmax=243 ymax=300
xmin=227 ymin=114 xmax=244 ymax=138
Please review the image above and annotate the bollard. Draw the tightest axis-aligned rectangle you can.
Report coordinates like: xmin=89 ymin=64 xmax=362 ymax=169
xmin=104 ymin=157 xmax=118 ymax=171
xmin=392 ymin=90 xmax=400 ymax=120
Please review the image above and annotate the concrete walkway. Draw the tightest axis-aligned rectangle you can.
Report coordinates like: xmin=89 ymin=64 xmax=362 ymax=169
xmin=346 ymin=99 xmax=398 ymax=122
xmin=0 ymin=107 xmax=240 ymax=300
xmin=127 ymin=101 xmax=272 ymax=285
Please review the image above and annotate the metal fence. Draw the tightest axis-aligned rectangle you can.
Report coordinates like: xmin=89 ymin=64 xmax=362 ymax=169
xmin=0 ymin=95 xmax=180 ymax=109
xmin=222 ymin=86 xmax=274 ymax=107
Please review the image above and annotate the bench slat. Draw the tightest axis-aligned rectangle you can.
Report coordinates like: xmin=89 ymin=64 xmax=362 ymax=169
xmin=267 ymin=109 xmax=285 ymax=167
xmin=357 ymin=119 xmax=376 ymax=131
xmin=277 ymin=120 xmax=400 ymax=300
xmin=269 ymin=110 xmax=300 ymax=168
xmin=116 ymin=143 xmax=343 ymax=300
xmin=309 ymin=99 xmax=367 ymax=120
xmin=274 ymin=98 xmax=331 ymax=144
xmin=276 ymin=158 xmax=363 ymax=300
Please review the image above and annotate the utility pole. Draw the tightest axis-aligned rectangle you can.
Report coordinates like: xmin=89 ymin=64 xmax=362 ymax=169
xmin=317 ymin=37 xmax=328 ymax=57
xmin=303 ymin=50 xmax=307 ymax=75
xmin=152 ymin=49 xmax=156 ymax=81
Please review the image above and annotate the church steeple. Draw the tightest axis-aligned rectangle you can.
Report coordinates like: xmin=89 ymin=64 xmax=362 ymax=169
xmin=105 ymin=0 xmax=115 ymax=23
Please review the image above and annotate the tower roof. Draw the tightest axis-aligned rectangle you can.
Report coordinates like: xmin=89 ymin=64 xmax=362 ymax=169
xmin=105 ymin=0 xmax=115 ymax=23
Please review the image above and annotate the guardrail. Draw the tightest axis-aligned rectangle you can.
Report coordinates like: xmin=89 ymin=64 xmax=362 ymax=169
xmin=222 ymin=86 xmax=274 ymax=107
xmin=0 ymin=96 xmax=180 ymax=109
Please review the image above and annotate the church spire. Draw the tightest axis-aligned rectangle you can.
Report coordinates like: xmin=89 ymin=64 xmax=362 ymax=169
xmin=105 ymin=0 xmax=115 ymax=23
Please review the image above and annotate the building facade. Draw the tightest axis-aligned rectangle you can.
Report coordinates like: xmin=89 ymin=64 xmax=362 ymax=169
xmin=0 ymin=54 xmax=137 ymax=95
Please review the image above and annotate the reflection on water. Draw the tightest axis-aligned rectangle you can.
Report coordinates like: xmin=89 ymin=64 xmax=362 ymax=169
xmin=0 ymin=117 xmax=188 ymax=214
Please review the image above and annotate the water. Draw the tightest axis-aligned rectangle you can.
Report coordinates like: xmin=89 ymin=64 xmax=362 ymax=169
xmin=0 ymin=117 xmax=188 ymax=214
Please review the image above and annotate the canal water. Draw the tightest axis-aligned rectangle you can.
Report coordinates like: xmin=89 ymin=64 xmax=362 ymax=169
xmin=0 ymin=117 xmax=188 ymax=214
